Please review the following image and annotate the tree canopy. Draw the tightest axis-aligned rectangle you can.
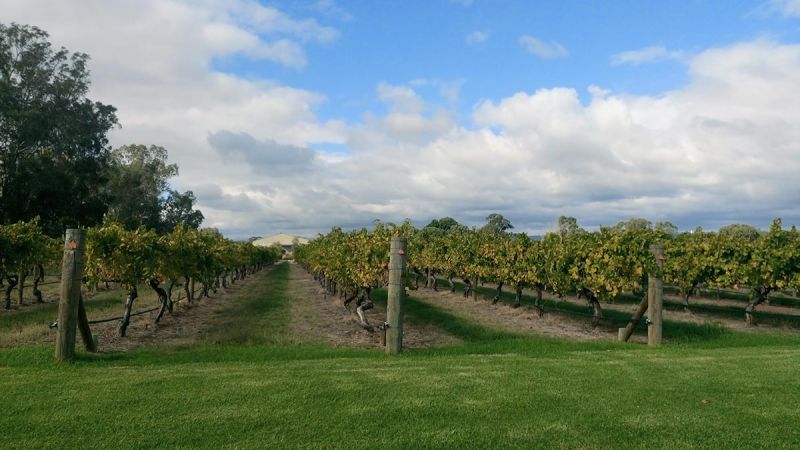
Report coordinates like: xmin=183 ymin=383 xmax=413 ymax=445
xmin=0 ymin=22 xmax=118 ymax=234
xmin=425 ymin=217 xmax=463 ymax=232
xmin=481 ymin=213 xmax=514 ymax=234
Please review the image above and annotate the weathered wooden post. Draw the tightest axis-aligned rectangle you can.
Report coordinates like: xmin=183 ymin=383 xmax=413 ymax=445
xmin=471 ymin=275 xmax=478 ymax=301
xmin=647 ymin=244 xmax=664 ymax=346
xmin=77 ymin=294 xmax=97 ymax=352
xmin=386 ymin=236 xmax=407 ymax=355
xmin=55 ymin=229 xmax=85 ymax=362
xmin=618 ymin=295 xmax=648 ymax=342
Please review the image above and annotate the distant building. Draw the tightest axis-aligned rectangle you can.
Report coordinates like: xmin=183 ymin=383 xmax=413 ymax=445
xmin=251 ymin=233 xmax=309 ymax=257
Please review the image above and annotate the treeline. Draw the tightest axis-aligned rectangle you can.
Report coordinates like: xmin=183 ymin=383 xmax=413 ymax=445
xmin=1 ymin=23 xmax=202 ymax=236
xmin=0 ymin=218 xmax=282 ymax=336
xmin=295 ymin=216 xmax=800 ymax=327
xmin=0 ymin=22 xmax=260 ymax=337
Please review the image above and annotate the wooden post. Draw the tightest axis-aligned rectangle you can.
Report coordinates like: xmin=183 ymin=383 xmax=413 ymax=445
xmin=77 ymin=294 xmax=97 ymax=352
xmin=618 ymin=295 xmax=648 ymax=342
xmin=55 ymin=229 xmax=84 ymax=362
xmin=386 ymin=237 xmax=407 ymax=355
xmin=647 ymin=244 xmax=664 ymax=346
xmin=471 ymin=275 xmax=478 ymax=301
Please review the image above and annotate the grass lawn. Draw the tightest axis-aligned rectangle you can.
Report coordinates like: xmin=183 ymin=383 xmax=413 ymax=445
xmin=2 ymin=263 xmax=800 ymax=449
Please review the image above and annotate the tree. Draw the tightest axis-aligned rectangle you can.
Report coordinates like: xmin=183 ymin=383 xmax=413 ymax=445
xmin=718 ymin=223 xmax=761 ymax=241
xmin=655 ymin=221 xmax=679 ymax=237
xmin=613 ymin=218 xmax=652 ymax=231
xmin=0 ymin=23 xmax=118 ymax=234
xmin=425 ymin=217 xmax=463 ymax=232
xmin=481 ymin=213 xmax=513 ymax=234
xmin=556 ymin=216 xmax=583 ymax=239
xmin=159 ymin=189 xmax=203 ymax=233
xmin=105 ymin=144 xmax=178 ymax=231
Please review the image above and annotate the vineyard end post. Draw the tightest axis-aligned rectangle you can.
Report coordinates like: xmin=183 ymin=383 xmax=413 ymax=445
xmin=647 ymin=244 xmax=664 ymax=346
xmin=55 ymin=228 xmax=85 ymax=362
xmin=386 ymin=236 xmax=407 ymax=355
xmin=77 ymin=294 xmax=97 ymax=352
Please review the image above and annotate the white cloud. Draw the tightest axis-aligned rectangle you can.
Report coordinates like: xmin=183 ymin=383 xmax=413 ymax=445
xmin=519 ymin=35 xmax=569 ymax=59
xmin=612 ymin=46 xmax=685 ymax=65
xmin=247 ymin=38 xmax=308 ymax=68
xmin=2 ymin=2 xmax=800 ymax=237
xmin=377 ymin=82 xmax=426 ymax=113
xmin=769 ymin=0 xmax=800 ymax=17
xmin=466 ymin=31 xmax=489 ymax=45
xmin=207 ymin=131 xmax=317 ymax=175
xmin=0 ymin=0 xmax=348 ymax=236
xmin=227 ymin=1 xmax=339 ymax=43
xmin=407 ymin=78 xmax=465 ymax=106
xmin=309 ymin=0 xmax=353 ymax=21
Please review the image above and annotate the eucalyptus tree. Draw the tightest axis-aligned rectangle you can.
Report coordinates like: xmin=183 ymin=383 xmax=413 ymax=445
xmin=0 ymin=23 xmax=118 ymax=234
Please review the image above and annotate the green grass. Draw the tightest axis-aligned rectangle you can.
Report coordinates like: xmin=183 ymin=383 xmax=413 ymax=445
xmin=200 ymin=262 xmax=292 ymax=345
xmin=2 ymin=265 xmax=800 ymax=449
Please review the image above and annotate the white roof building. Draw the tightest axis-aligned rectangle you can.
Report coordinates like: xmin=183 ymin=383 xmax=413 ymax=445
xmin=252 ymin=233 xmax=309 ymax=251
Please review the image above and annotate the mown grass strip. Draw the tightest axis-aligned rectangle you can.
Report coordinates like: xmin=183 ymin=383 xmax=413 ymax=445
xmin=199 ymin=262 xmax=293 ymax=345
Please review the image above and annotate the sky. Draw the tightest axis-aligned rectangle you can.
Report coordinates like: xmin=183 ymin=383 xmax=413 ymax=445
xmin=2 ymin=0 xmax=800 ymax=239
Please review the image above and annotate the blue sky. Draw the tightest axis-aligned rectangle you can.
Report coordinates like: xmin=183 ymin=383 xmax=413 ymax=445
xmin=4 ymin=0 xmax=800 ymax=238
xmin=214 ymin=0 xmax=800 ymax=126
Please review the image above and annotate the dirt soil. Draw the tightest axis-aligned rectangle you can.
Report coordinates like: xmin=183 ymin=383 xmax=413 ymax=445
xmin=88 ymin=274 xmax=263 ymax=353
xmin=410 ymin=286 xmax=643 ymax=342
xmin=63 ymin=263 xmax=463 ymax=353
xmin=287 ymin=263 xmax=461 ymax=349
xmin=509 ymin=283 xmax=800 ymax=336
xmin=34 ymin=263 xmax=797 ymax=354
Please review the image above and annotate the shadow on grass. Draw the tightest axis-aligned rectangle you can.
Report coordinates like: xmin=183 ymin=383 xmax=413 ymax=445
xmin=422 ymin=279 xmax=799 ymax=348
xmin=439 ymin=278 xmax=800 ymax=333
xmin=374 ymin=286 xmax=739 ymax=358
xmin=616 ymin=291 xmax=800 ymax=328
xmin=661 ymin=286 xmax=800 ymax=308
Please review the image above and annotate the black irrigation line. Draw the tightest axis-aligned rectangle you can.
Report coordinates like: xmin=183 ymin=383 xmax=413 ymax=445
xmin=87 ymin=307 xmax=160 ymax=325
xmin=57 ymin=293 xmax=195 ymax=327
xmin=0 ymin=279 xmax=62 ymax=287
xmin=43 ymin=268 xmax=268 ymax=328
